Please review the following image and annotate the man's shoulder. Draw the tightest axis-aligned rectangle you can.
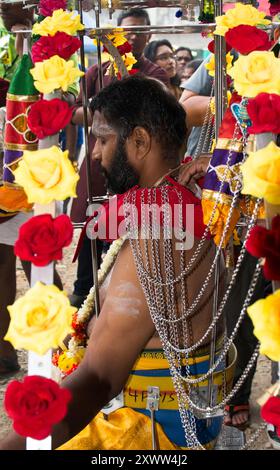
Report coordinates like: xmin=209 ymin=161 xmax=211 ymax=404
xmin=138 ymin=57 xmax=170 ymax=86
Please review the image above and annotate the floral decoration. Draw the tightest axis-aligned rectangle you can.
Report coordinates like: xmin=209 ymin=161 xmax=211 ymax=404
xmin=261 ymin=396 xmax=280 ymax=437
xmin=225 ymin=25 xmax=272 ymax=55
xmin=247 ymin=289 xmax=280 ymax=361
xmin=246 ymin=215 xmax=280 ymax=280
xmin=241 ymin=141 xmax=280 ymax=205
xmin=247 ymin=93 xmax=280 ymax=134
xmin=14 ymin=213 xmax=73 ymax=267
xmin=13 ymin=145 xmax=79 ymax=204
xmin=214 ymin=3 xmax=270 ymax=37
xmin=30 ymin=55 xmax=84 ymax=94
xmin=54 ymin=237 xmax=126 ymax=376
xmin=4 ymin=375 xmax=71 ymax=440
xmin=38 ymin=0 xmax=67 ymax=17
xmin=5 ymin=281 xmax=75 ymax=355
xmin=228 ymin=51 xmax=280 ymax=98
xmin=269 ymin=0 xmax=280 ymax=17
xmin=205 ymin=52 xmax=233 ymax=77
xmin=27 ymin=98 xmax=73 ymax=139
xmin=31 ymin=32 xmax=82 ymax=63
xmin=32 ymin=9 xmax=84 ymax=37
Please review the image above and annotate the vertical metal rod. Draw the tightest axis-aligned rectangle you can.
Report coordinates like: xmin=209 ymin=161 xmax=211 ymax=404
xmin=78 ymin=0 xmax=100 ymax=315
xmin=206 ymin=250 xmax=220 ymax=426
xmin=95 ymin=0 xmax=104 ymax=90
xmin=214 ymin=0 xmax=227 ymax=137
xmin=206 ymin=0 xmax=226 ymax=425
xmin=150 ymin=410 xmax=158 ymax=450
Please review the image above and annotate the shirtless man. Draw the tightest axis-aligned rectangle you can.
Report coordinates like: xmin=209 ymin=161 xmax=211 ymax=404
xmin=0 ymin=76 xmax=227 ymax=450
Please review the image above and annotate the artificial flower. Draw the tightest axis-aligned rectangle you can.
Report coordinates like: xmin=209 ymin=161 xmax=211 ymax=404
xmin=32 ymin=9 xmax=84 ymax=37
xmin=225 ymin=25 xmax=272 ymax=55
xmin=4 ymin=375 xmax=71 ymax=440
xmin=113 ymin=52 xmax=137 ymax=74
xmin=27 ymin=98 xmax=73 ymax=139
xmin=247 ymin=289 xmax=280 ymax=361
xmin=107 ymin=29 xmax=128 ymax=47
xmin=214 ymin=3 xmax=270 ymax=36
xmin=5 ymin=281 xmax=75 ymax=355
xmin=261 ymin=396 xmax=280 ymax=437
xmin=228 ymin=51 xmax=280 ymax=98
xmin=247 ymin=93 xmax=280 ymax=134
xmin=31 ymin=32 xmax=82 ymax=63
xmin=14 ymin=213 xmax=73 ymax=267
xmin=207 ymin=39 xmax=231 ymax=54
xmin=241 ymin=141 xmax=280 ymax=204
xmin=38 ymin=0 xmax=67 ymax=17
xmin=269 ymin=0 xmax=280 ymax=17
xmin=30 ymin=55 xmax=84 ymax=94
xmin=246 ymin=215 xmax=280 ymax=280
xmin=205 ymin=52 xmax=233 ymax=77
xmin=13 ymin=145 xmax=79 ymax=204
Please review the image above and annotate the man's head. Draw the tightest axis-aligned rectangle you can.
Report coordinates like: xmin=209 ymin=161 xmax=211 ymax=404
xmin=91 ymin=76 xmax=187 ymax=194
xmin=117 ymin=8 xmax=151 ymax=60
xmin=175 ymin=47 xmax=193 ymax=75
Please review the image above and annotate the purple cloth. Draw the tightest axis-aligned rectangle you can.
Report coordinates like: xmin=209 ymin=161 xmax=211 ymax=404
xmin=203 ymin=148 xmax=244 ymax=197
xmin=3 ymin=149 xmax=23 ymax=183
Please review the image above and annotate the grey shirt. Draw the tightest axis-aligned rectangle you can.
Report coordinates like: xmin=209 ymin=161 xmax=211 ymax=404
xmin=181 ymin=56 xmax=213 ymax=157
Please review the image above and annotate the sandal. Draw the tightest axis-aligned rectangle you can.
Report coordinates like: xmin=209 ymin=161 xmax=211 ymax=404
xmin=224 ymin=404 xmax=250 ymax=431
xmin=0 ymin=356 xmax=20 ymax=376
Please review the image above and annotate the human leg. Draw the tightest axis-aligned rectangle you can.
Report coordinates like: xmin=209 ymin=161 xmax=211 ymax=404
xmin=224 ymin=250 xmax=268 ymax=429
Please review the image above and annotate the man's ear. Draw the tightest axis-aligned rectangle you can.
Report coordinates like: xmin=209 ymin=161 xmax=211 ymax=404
xmin=130 ymin=126 xmax=151 ymax=160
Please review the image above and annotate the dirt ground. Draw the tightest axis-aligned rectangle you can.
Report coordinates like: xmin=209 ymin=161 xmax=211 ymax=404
xmin=0 ymin=232 xmax=276 ymax=450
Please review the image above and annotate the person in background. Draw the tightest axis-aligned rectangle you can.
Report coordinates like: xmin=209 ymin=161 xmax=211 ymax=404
xmin=69 ymin=8 xmax=170 ymax=309
xmin=144 ymin=39 xmax=182 ymax=99
xmin=174 ymin=46 xmax=193 ymax=79
xmin=179 ymin=58 xmax=203 ymax=85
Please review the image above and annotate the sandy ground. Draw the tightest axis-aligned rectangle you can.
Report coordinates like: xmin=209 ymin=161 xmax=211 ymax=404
xmin=0 ymin=233 xmax=276 ymax=450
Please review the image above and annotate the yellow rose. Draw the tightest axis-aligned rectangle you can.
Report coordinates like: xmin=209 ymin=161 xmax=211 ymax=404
xmin=241 ymin=141 xmax=280 ymax=204
xmin=214 ymin=3 xmax=270 ymax=36
xmin=205 ymin=52 xmax=233 ymax=77
xmin=32 ymin=9 xmax=84 ymax=37
xmin=30 ymin=55 xmax=84 ymax=94
xmin=14 ymin=145 xmax=79 ymax=204
xmin=228 ymin=51 xmax=280 ymax=98
xmin=247 ymin=290 xmax=280 ymax=361
xmin=5 ymin=282 xmax=76 ymax=355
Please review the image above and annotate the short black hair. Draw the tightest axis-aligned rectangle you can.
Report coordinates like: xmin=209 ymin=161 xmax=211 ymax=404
xmin=117 ymin=8 xmax=151 ymax=26
xmin=144 ymin=39 xmax=174 ymax=63
xmin=174 ymin=46 xmax=193 ymax=60
xmin=91 ymin=76 xmax=187 ymax=164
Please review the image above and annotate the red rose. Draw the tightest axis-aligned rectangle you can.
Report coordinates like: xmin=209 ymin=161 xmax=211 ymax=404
xmin=14 ymin=214 xmax=73 ymax=266
xmin=225 ymin=25 xmax=272 ymax=55
xmin=27 ymin=98 xmax=73 ymax=139
xmin=208 ymin=39 xmax=231 ymax=54
xmin=246 ymin=215 xmax=280 ymax=280
xmin=247 ymin=93 xmax=280 ymax=135
xmin=269 ymin=0 xmax=280 ymax=17
xmin=4 ymin=375 xmax=71 ymax=440
xmin=31 ymin=32 xmax=82 ymax=63
xmin=38 ymin=0 xmax=67 ymax=17
xmin=261 ymin=396 xmax=280 ymax=437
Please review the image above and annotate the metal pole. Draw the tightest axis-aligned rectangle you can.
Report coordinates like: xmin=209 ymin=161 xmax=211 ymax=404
xmin=206 ymin=0 xmax=227 ymax=424
xmin=78 ymin=0 xmax=100 ymax=315
xmin=95 ymin=0 xmax=104 ymax=90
